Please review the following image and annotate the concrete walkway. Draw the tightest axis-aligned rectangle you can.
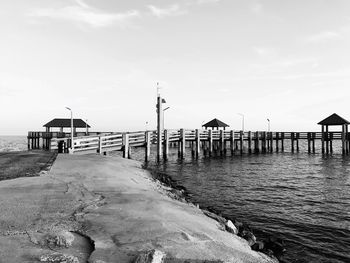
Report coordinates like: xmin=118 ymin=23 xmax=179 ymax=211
xmin=0 ymin=154 xmax=277 ymax=263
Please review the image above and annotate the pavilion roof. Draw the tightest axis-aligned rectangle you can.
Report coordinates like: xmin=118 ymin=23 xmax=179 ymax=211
xmin=43 ymin=118 xmax=90 ymax=128
xmin=202 ymin=118 xmax=229 ymax=128
xmin=317 ymin=113 xmax=350 ymax=126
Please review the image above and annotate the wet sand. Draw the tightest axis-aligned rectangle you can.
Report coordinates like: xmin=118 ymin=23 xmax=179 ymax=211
xmin=0 ymin=154 xmax=277 ymax=263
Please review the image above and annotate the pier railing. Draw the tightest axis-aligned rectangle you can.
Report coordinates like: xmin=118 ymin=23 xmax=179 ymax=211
xmin=28 ymin=129 xmax=350 ymax=159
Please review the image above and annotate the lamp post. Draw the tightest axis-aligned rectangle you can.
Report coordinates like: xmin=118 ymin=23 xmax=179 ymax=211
xmin=66 ymin=107 xmax=74 ymax=153
xmin=238 ymin=113 xmax=245 ymax=131
xmin=267 ymin=118 xmax=270 ymax=132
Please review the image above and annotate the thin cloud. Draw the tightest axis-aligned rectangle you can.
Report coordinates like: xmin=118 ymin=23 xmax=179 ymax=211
xmin=148 ymin=4 xmax=187 ymax=18
xmin=306 ymin=31 xmax=341 ymax=43
xmin=29 ymin=0 xmax=140 ymax=28
xmin=251 ymin=2 xmax=263 ymax=15
xmin=252 ymin=46 xmax=276 ymax=57
xmin=196 ymin=0 xmax=221 ymax=4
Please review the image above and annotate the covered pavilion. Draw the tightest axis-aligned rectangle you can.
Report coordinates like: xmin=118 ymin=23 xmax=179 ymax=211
xmin=317 ymin=113 xmax=349 ymax=154
xmin=44 ymin=118 xmax=90 ymax=135
xmin=202 ymin=118 xmax=229 ymax=130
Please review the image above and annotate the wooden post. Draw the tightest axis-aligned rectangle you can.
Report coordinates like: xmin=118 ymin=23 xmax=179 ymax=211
xmin=164 ymin=129 xmax=169 ymax=160
xmin=321 ymin=125 xmax=325 ymax=154
xmin=240 ymin=131 xmax=244 ymax=154
xmin=230 ymin=130 xmax=235 ymax=155
xmin=342 ymin=125 xmax=346 ymax=155
xmin=220 ymin=130 xmax=225 ymax=156
xmin=296 ymin=132 xmax=300 ymax=152
xmin=312 ymin=132 xmax=315 ymax=153
xmin=270 ymin=132 xmax=273 ymax=153
xmin=326 ymin=126 xmax=329 ymax=154
xmin=262 ymin=132 xmax=266 ymax=153
xmin=330 ymin=132 xmax=333 ymax=153
xmin=181 ymin=128 xmax=186 ymax=159
xmin=276 ymin=132 xmax=279 ymax=152
xmin=195 ymin=129 xmax=200 ymax=158
xmin=291 ymin=132 xmax=295 ymax=153
xmin=98 ymin=135 xmax=103 ymax=154
xmin=123 ymin=133 xmax=129 ymax=158
xmin=145 ymin=131 xmax=151 ymax=162
xmin=346 ymin=125 xmax=349 ymax=155
xmin=307 ymin=132 xmax=311 ymax=153
xmin=208 ymin=129 xmax=213 ymax=156
xmin=254 ymin=131 xmax=259 ymax=153
xmin=281 ymin=132 xmax=284 ymax=152
xmin=248 ymin=131 xmax=252 ymax=154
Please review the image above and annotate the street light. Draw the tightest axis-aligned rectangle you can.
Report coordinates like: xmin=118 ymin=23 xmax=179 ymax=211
xmin=237 ymin=113 xmax=244 ymax=131
xmin=163 ymin=107 xmax=170 ymax=129
xmin=267 ymin=118 xmax=270 ymax=132
xmin=65 ymin=107 xmax=74 ymax=153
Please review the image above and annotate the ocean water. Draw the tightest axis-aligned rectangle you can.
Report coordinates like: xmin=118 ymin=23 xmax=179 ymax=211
xmin=0 ymin=136 xmax=27 ymax=152
xmin=131 ymin=142 xmax=350 ymax=263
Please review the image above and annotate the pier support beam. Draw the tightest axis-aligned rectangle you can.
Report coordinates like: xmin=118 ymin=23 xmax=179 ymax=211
xmin=195 ymin=129 xmax=200 ymax=158
xmin=164 ymin=129 xmax=169 ymax=160
xmin=230 ymin=130 xmax=235 ymax=155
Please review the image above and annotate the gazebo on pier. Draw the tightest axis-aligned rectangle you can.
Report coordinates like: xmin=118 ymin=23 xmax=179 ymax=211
xmin=44 ymin=118 xmax=90 ymax=135
xmin=317 ymin=113 xmax=349 ymax=154
xmin=202 ymin=118 xmax=229 ymax=130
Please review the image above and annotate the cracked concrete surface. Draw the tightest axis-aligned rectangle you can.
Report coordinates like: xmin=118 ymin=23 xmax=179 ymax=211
xmin=0 ymin=154 xmax=277 ymax=263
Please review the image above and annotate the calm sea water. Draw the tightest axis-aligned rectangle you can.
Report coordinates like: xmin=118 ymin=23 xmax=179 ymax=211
xmin=131 ymin=142 xmax=350 ymax=263
xmin=0 ymin=136 xmax=27 ymax=152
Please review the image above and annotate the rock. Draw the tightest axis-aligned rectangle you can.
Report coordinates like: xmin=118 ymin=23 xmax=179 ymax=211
xmin=264 ymin=237 xmax=286 ymax=260
xmin=202 ymin=210 xmax=226 ymax=225
xmin=46 ymin=231 xmax=75 ymax=248
xmin=251 ymin=240 xmax=265 ymax=251
xmin=134 ymin=249 xmax=166 ymax=263
xmin=225 ymin=220 xmax=238 ymax=235
xmin=241 ymin=230 xmax=256 ymax=246
xmin=40 ymin=253 xmax=79 ymax=263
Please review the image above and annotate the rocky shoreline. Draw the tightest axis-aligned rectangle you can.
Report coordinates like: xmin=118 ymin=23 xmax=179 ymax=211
xmin=148 ymin=168 xmax=285 ymax=262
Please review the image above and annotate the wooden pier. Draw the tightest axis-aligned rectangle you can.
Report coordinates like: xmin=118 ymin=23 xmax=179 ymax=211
xmin=28 ymin=129 xmax=350 ymax=160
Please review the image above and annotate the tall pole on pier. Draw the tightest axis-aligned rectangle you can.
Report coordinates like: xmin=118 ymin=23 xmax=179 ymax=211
xmin=156 ymin=83 xmax=165 ymax=162
xmin=267 ymin=118 xmax=270 ymax=132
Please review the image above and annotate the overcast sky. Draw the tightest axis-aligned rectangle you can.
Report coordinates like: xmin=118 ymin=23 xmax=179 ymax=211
xmin=1 ymin=0 xmax=350 ymax=134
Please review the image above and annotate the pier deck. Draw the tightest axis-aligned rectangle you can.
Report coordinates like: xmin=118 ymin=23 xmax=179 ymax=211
xmin=28 ymin=129 xmax=350 ymax=160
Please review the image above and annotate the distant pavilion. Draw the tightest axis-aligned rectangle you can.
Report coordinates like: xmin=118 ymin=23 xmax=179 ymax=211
xmin=44 ymin=118 xmax=90 ymax=134
xmin=202 ymin=118 xmax=229 ymax=130
xmin=317 ymin=113 xmax=349 ymax=154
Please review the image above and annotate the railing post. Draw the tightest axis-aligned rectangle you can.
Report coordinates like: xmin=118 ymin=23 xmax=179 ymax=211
xmin=208 ymin=129 xmax=213 ymax=156
xmin=230 ymin=130 xmax=235 ymax=155
xmin=181 ymin=129 xmax=186 ymax=159
xmin=98 ymin=135 xmax=103 ymax=154
xmin=240 ymin=131 xmax=244 ymax=154
xmin=270 ymin=132 xmax=273 ymax=153
xmin=145 ymin=131 xmax=151 ymax=162
xmin=123 ymin=133 xmax=129 ymax=158
xmin=220 ymin=130 xmax=225 ymax=155
xmin=296 ymin=132 xmax=300 ymax=152
xmin=164 ymin=129 xmax=169 ymax=160
xmin=195 ymin=129 xmax=200 ymax=158
xmin=254 ymin=131 xmax=259 ymax=153
xmin=248 ymin=131 xmax=252 ymax=154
